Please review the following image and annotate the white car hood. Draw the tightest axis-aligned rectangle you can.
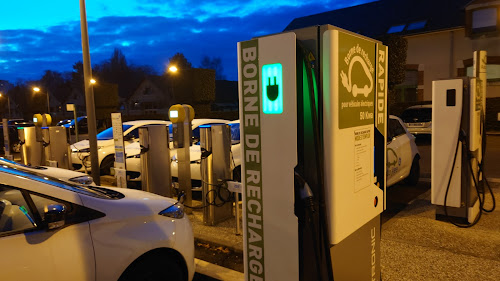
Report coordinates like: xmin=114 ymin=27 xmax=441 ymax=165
xmin=171 ymin=145 xmax=202 ymax=162
xmin=0 ymin=158 xmax=94 ymax=184
xmin=81 ymin=187 xmax=178 ymax=216
xmin=72 ymin=139 xmax=114 ymax=150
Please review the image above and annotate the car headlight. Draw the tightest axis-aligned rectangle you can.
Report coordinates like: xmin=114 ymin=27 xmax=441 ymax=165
xmin=69 ymin=175 xmax=94 ymax=185
xmin=159 ymin=203 xmax=184 ymax=219
xmin=77 ymin=148 xmax=91 ymax=153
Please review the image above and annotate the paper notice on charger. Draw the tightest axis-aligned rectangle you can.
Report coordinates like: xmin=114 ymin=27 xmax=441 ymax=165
xmin=354 ymin=129 xmax=371 ymax=192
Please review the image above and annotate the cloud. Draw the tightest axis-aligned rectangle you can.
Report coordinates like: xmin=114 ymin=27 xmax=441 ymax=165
xmin=0 ymin=0 xmax=374 ymax=83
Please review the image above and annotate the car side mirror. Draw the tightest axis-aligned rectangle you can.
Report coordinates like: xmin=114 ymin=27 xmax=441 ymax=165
xmin=44 ymin=204 xmax=66 ymax=230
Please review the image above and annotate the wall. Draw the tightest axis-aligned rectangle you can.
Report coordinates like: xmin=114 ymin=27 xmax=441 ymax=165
xmin=405 ymin=28 xmax=500 ymax=100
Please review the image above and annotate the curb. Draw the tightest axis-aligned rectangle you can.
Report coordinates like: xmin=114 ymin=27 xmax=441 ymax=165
xmin=195 ymin=259 xmax=244 ymax=281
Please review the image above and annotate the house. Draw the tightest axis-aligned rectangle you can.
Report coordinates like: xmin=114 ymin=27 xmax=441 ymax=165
xmin=126 ymin=76 xmax=173 ymax=116
xmin=285 ymin=0 xmax=500 ymax=102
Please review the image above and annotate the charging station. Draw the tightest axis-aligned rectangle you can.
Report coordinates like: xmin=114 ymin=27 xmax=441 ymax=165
xmin=169 ymin=104 xmax=195 ymax=210
xmin=431 ymin=50 xmax=493 ymax=225
xmin=238 ymin=25 xmax=387 ymax=281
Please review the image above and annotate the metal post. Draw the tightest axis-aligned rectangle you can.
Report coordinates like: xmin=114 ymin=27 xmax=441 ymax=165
xmin=46 ymin=91 xmax=50 ymax=115
xmin=177 ymin=111 xmax=192 ymax=213
xmin=74 ymin=110 xmax=79 ymax=143
xmin=7 ymin=96 xmax=11 ymax=119
xmin=79 ymin=0 xmax=100 ymax=185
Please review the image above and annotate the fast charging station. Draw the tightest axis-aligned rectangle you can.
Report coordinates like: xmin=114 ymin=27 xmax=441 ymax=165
xmin=238 ymin=25 xmax=387 ymax=281
xmin=431 ymin=51 xmax=491 ymax=225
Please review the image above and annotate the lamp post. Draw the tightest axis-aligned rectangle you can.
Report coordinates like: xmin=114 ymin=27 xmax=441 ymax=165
xmin=0 ymin=93 xmax=10 ymax=119
xmin=33 ymin=87 xmax=50 ymax=114
xmin=168 ymin=65 xmax=178 ymax=101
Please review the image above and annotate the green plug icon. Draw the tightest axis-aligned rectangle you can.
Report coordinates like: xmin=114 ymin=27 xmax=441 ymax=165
xmin=267 ymin=77 xmax=279 ymax=101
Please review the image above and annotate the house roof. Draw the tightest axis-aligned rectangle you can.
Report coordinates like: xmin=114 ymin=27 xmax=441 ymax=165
xmin=284 ymin=0 xmax=472 ymax=38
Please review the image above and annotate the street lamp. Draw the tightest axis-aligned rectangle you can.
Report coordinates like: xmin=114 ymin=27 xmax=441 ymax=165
xmin=0 ymin=93 xmax=11 ymax=119
xmin=90 ymin=78 xmax=96 ymax=85
xmin=168 ymin=65 xmax=178 ymax=101
xmin=33 ymin=87 xmax=50 ymax=114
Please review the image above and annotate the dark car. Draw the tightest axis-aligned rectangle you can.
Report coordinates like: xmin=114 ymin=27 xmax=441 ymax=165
xmin=61 ymin=116 xmax=88 ymax=134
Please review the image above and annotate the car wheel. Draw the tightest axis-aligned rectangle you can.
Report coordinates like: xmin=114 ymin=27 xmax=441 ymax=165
xmin=100 ymin=155 xmax=115 ymax=175
xmin=119 ymin=254 xmax=185 ymax=281
xmin=404 ymin=157 xmax=420 ymax=186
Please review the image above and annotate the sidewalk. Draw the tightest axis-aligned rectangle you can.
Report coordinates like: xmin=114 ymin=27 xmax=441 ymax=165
xmin=189 ymin=182 xmax=500 ymax=281
xmin=380 ymin=182 xmax=500 ymax=281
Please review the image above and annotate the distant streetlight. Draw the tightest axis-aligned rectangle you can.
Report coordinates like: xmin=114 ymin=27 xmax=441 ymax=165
xmin=0 ymin=93 xmax=11 ymax=119
xmin=90 ymin=78 xmax=96 ymax=84
xmin=168 ymin=66 xmax=178 ymax=73
xmin=33 ymin=87 xmax=50 ymax=114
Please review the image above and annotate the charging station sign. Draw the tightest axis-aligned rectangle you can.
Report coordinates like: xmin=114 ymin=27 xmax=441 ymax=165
xmin=338 ymin=32 xmax=375 ymax=129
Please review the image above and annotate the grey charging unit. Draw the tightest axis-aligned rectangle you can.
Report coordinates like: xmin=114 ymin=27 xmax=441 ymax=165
xmin=169 ymin=104 xmax=195 ymax=211
xmin=200 ymin=124 xmax=233 ymax=225
xmin=2 ymin=118 xmax=13 ymax=160
xmin=139 ymin=125 xmax=172 ymax=197
xmin=45 ymin=126 xmax=71 ymax=169
xmin=238 ymin=25 xmax=387 ymax=281
xmin=19 ymin=127 xmax=43 ymax=166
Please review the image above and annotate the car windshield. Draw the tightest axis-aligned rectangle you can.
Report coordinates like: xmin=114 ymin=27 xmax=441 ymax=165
xmin=401 ymin=108 xmax=431 ymax=123
xmin=0 ymin=166 xmax=123 ymax=199
xmin=97 ymin=125 xmax=133 ymax=140
xmin=229 ymin=123 xmax=240 ymax=144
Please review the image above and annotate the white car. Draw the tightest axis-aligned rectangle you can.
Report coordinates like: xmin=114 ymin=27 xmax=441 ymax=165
xmin=387 ymin=115 xmax=421 ymax=187
xmin=400 ymin=104 xmax=432 ymax=135
xmin=0 ymin=165 xmax=194 ymax=281
xmin=71 ymin=120 xmax=171 ymax=174
xmin=125 ymin=118 xmax=230 ymax=182
xmin=0 ymin=157 xmax=94 ymax=185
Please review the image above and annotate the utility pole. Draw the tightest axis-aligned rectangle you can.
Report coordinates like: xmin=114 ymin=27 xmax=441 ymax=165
xmin=79 ymin=0 xmax=100 ymax=185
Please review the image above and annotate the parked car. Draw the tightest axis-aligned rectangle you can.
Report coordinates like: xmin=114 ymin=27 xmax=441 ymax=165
xmin=0 ymin=157 xmax=94 ymax=185
xmin=0 ymin=164 xmax=194 ymax=281
xmin=56 ymin=119 xmax=72 ymax=127
xmin=400 ymin=104 xmax=432 ymax=135
xmin=61 ymin=116 xmax=88 ymax=134
xmin=7 ymin=119 xmax=35 ymax=127
xmin=125 ymin=119 xmax=231 ymax=183
xmin=71 ymin=120 xmax=171 ymax=174
xmin=387 ymin=115 xmax=421 ymax=187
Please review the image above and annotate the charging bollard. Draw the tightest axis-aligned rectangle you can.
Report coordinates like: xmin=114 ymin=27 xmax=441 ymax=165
xmin=45 ymin=126 xmax=71 ymax=169
xmin=18 ymin=127 xmax=43 ymax=166
xmin=169 ymin=104 xmax=195 ymax=212
xmin=2 ymin=118 xmax=13 ymax=160
xmin=200 ymin=124 xmax=233 ymax=225
xmin=139 ymin=125 xmax=172 ymax=197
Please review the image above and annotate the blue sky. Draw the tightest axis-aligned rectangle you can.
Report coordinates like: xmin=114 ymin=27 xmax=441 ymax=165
xmin=0 ymin=0 xmax=373 ymax=83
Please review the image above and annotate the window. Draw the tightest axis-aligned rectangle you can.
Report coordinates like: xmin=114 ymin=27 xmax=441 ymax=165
xmin=97 ymin=125 xmax=133 ymax=140
xmin=388 ymin=119 xmax=406 ymax=139
xmin=387 ymin=24 xmax=405 ymax=33
xmin=407 ymin=20 xmax=427 ymax=31
xmin=30 ymin=194 xmax=66 ymax=221
xmin=472 ymin=8 xmax=497 ymax=30
xmin=466 ymin=64 xmax=500 ymax=81
xmin=0 ymin=186 xmax=36 ymax=234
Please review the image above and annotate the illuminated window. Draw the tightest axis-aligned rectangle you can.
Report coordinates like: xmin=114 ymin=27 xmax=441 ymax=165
xmin=467 ymin=64 xmax=500 ymax=81
xmin=387 ymin=24 xmax=405 ymax=33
